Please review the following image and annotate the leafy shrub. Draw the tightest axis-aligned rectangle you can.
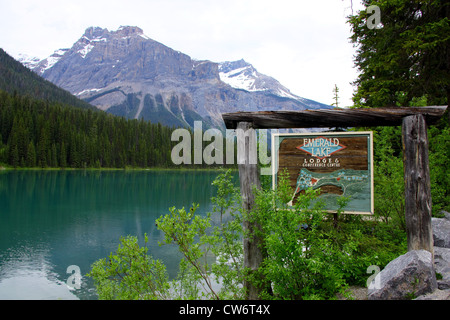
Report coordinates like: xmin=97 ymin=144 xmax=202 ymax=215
xmin=87 ymin=234 xmax=171 ymax=300
xmin=88 ymin=169 xmax=407 ymax=300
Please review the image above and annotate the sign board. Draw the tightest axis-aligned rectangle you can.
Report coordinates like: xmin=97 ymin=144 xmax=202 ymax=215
xmin=272 ymin=131 xmax=374 ymax=214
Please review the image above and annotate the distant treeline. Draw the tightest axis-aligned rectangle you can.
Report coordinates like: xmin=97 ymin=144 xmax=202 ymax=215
xmin=0 ymin=90 xmax=176 ymax=168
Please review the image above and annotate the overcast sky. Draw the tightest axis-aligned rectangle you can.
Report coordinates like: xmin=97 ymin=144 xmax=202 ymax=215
xmin=0 ymin=0 xmax=366 ymax=107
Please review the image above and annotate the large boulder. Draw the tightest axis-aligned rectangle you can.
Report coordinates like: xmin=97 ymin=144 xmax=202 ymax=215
xmin=368 ymin=250 xmax=437 ymax=300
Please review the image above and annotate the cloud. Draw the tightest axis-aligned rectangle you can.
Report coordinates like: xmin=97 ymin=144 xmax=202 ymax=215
xmin=0 ymin=0 xmax=364 ymax=106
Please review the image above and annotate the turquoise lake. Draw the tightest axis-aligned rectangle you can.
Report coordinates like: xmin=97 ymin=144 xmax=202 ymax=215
xmin=0 ymin=169 xmax=230 ymax=300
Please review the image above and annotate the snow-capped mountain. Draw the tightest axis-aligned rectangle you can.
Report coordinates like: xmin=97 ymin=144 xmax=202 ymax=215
xmin=21 ymin=26 xmax=331 ymax=129
xmin=16 ymin=53 xmax=41 ymax=70
xmin=218 ymin=59 xmax=301 ymax=100
xmin=31 ymin=49 xmax=69 ymax=75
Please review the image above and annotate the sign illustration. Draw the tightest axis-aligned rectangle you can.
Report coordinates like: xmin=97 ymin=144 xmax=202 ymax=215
xmin=272 ymin=132 xmax=374 ymax=214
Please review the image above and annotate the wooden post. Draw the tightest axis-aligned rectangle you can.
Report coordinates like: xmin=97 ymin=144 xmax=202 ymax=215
xmin=402 ymin=114 xmax=434 ymax=255
xmin=236 ymin=121 xmax=264 ymax=299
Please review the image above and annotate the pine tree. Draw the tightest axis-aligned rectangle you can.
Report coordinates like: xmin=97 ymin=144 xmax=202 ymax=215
xmin=60 ymin=142 xmax=67 ymax=168
xmin=26 ymin=141 xmax=36 ymax=167
xmin=37 ymin=127 xmax=49 ymax=167
xmin=51 ymin=143 xmax=58 ymax=167
xmin=331 ymin=84 xmax=340 ymax=108
xmin=348 ymin=0 xmax=450 ymax=107
xmin=11 ymin=145 xmax=19 ymax=168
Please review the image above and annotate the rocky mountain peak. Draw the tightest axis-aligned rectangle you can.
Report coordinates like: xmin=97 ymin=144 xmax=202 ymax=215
xmin=80 ymin=26 xmax=145 ymax=40
xmin=19 ymin=25 xmax=332 ymax=129
xmin=16 ymin=53 xmax=41 ymax=70
xmin=218 ymin=59 xmax=251 ymax=73
xmin=83 ymin=26 xmax=109 ymax=39
xmin=113 ymin=26 xmax=145 ymax=38
xmin=71 ymin=26 xmax=150 ymax=60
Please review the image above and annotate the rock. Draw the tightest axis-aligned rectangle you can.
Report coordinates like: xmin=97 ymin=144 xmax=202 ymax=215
xmin=437 ymin=280 xmax=450 ymax=290
xmin=368 ymin=250 xmax=437 ymax=300
xmin=366 ymin=214 xmax=450 ymax=300
xmin=432 ymin=217 xmax=450 ymax=248
xmin=434 ymin=247 xmax=450 ymax=278
xmin=434 ymin=247 xmax=450 ymax=290
xmin=414 ymin=289 xmax=450 ymax=300
xmin=441 ymin=210 xmax=450 ymax=221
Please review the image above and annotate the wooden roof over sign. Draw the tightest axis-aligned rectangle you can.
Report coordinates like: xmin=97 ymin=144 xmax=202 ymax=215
xmin=222 ymin=106 xmax=448 ymax=129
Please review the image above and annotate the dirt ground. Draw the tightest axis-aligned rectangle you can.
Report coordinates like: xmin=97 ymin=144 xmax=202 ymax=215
xmin=336 ymin=286 xmax=368 ymax=300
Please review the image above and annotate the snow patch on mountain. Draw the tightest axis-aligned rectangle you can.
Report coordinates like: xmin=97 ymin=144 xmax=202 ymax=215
xmin=43 ymin=49 xmax=69 ymax=70
xmin=75 ymin=88 xmax=103 ymax=96
xmin=78 ymin=43 xmax=94 ymax=59
xmin=276 ymin=88 xmax=301 ymax=100
xmin=219 ymin=66 xmax=260 ymax=92
xmin=16 ymin=53 xmax=41 ymax=70
xmin=20 ymin=49 xmax=69 ymax=74
xmin=218 ymin=59 xmax=305 ymax=102
xmin=77 ymin=35 xmax=108 ymax=58
xmin=219 ymin=60 xmax=263 ymax=92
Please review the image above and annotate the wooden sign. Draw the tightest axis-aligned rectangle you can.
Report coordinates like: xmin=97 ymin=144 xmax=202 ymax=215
xmin=272 ymin=131 xmax=374 ymax=214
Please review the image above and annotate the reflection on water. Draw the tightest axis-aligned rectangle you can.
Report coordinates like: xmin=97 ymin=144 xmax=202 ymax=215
xmin=0 ymin=170 xmax=228 ymax=300
xmin=0 ymin=242 xmax=78 ymax=300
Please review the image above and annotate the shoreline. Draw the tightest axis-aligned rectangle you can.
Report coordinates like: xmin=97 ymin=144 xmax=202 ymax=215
xmin=0 ymin=165 xmax=237 ymax=172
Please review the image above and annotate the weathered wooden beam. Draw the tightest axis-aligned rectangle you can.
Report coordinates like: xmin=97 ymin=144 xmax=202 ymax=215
xmin=402 ymin=114 xmax=434 ymax=256
xmin=222 ymin=106 xmax=448 ymax=129
xmin=236 ymin=121 xmax=265 ymax=299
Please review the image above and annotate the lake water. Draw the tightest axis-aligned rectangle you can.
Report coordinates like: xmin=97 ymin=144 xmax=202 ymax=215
xmin=0 ymin=169 xmax=229 ymax=300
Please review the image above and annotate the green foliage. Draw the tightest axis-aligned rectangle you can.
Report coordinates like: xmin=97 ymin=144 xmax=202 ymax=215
xmin=87 ymin=234 xmax=171 ymax=300
xmin=371 ymin=127 xmax=406 ymax=227
xmin=252 ymin=171 xmax=345 ymax=299
xmin=252 ymin=170 xmax=405 ymax=299
xmin=156 ymin=169 xmax=245 ymax=299
xmin=348 ymin=0 xmax=450 ymax=216
xmin=209 ymin=170 xmax=245 ymax=298
xmin=368 ymin=115 xmax=449 ymax=219
xmin=259 ymin=170 xmax=406 ymax=297
xmin=428 ymin=124 xmax=450 ymax=213
xmin=88 ymin=170 xmax=245 ymax=300
xmin=331 ymin=84 xmax=340 ymax=108
xmin=348 ymin=0 xmax=450 ymax=108
xmin=88 ymin=170 xmax=407 ymax=300
xmin=156 ymin=204 xmax=221 ymax=299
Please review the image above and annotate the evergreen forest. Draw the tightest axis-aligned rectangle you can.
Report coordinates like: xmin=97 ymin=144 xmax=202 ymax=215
xmin=0 ymin=90 xmax=175 ymax=169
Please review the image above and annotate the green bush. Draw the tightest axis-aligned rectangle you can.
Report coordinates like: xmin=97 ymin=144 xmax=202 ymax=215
xmin=87 ymin=234 xmax=171 ymax=300
xmin=88 ymin=169 xmax=407 ymax=300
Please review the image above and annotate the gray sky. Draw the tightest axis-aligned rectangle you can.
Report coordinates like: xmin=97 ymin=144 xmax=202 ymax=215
xmin=0 ymin=0 xmax=365 ymax=107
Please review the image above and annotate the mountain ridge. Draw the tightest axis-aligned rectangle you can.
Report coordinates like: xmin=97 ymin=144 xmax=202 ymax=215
xmin=20 ymin=26 xmax=332 ymax=129
xmin=0 ymin=48 xmax=94 ymax=110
